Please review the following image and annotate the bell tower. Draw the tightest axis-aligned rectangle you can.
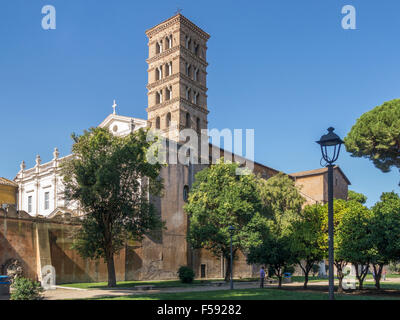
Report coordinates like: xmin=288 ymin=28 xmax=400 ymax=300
xmin=145 ymin=14 xmax=210 ymax=142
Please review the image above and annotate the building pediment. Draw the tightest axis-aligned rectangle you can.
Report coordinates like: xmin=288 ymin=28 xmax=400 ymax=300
xmin=98 ymin=114 xmax=147 ymax=136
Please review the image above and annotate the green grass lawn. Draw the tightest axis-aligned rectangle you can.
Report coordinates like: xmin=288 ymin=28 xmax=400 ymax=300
xmin=59 ymin=276 xmax=326 ymax=290
xmin=89 ymin=288 xmax=399 ymax=300
xmin=60 ymin=278 xmax=259 ymax=290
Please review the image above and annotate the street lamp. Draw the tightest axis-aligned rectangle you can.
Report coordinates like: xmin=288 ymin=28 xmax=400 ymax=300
xmin=316 ymin=127 xmax=344 ymax=300
xmin=228 ymin=225 xmax=235 ymax=290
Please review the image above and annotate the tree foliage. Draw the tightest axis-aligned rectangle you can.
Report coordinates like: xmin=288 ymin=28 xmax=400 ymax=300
xmin=370 ymin=192 xmax=400 ymax=289
xmin=347 ymin=190 xmax=367 ymax=204
xmin=184 ymin=159 xmax=262 ymax=281
xmin=344 ymin=99 xmax=400 ymax=183
xmin=247 ymin=173 xmax=304 ymax=287
xmin=289 ymin=204 xmax=325 ymax=288
xmin=336 ymin=200 xmax=372 ymax=289
xmin=61 ymin=127 xmax=164 ymax=287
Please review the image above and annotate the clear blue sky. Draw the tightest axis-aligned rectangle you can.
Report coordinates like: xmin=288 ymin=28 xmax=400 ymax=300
xmin=1 ymin=0 xmax=399 ymax=207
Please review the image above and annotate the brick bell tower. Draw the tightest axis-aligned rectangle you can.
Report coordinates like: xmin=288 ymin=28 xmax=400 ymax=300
xmin=145 ymin=14 xmax=210 ymax=142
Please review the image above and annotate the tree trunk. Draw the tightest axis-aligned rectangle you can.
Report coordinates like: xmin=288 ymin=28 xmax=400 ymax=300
xmin=335 ymin=261 xmax=345 ymax=293
xmin=337 ymin=276 xmax=343 ymax=293
xmin=304 ymin=273 xmax=309 ymax=289
xmin=355 ymin=264 xmax=369 ymax=290
xmin=103 ymin=213 xmax=116 ymax=287
xmin=224 ymin=257 xmax=230 ymax=282
xmin=373 ymin=264 xmax=383 ymax=290
xmin=106 ymin=250 xmax=117 ymax=287
xmin=278 ymin=276 xmax=282 ymax=288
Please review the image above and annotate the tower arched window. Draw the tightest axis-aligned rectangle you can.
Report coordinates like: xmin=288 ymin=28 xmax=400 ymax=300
xmin=166 ymin=35 xmax=172 ymax=49
xmin=193 ymin=92 xmax=199 ymax=105
xmin=185 ymin=63 xmax=191 ymax=77
xmin=194 ymin=68 xmax=199 ymax=81
xmin=156 ymin=66 xmax=163 ymax=80
xmin=156 ymin=41 xmax=163 ymax=54
xmin=168 ymin=62 xmax=172 ymax=76
xmin=156 ymin=91 xmax=163 ymax=104
xmin=185 ymin=87 xmax=191 ymax=101
xmin=166 ymin=112 xmax=171 ymax=127
xmin=166 ymin=87 xmax=172 ymax=101
xmin=185 ymin=36 xmax=191 ymax=50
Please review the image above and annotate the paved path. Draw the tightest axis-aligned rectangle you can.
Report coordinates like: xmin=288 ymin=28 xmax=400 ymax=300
xmin=42 ymin=278 xmax=400 ymax=300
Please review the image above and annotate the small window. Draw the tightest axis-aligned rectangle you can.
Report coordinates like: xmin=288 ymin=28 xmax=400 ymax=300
xmin=166 ymin=113 xmax=171 ymax=127
xmin=156 ymin=117 xmax=160 ymax=129
xmin=186 ymin=113 xmax=190 ymax=128
xmin=45 ymin=192 xmax=50 ymax=210
xmin=183 ymin=185 xmax=189 ymax=202
xmin=28 ymin=196 xmax=32 ymax=213
xmin=200 ymin=264 xmax=206 ymax=278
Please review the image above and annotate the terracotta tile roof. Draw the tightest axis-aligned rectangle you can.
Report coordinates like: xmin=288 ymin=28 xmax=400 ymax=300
xmin=0 ymin=177 xmax=18 ymax=187
xmin=289 ymin=166 xmax=351 ymax=185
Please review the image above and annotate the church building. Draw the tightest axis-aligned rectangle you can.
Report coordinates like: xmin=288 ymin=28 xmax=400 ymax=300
xmin=5 ymin=14 xmax=351 ymax=282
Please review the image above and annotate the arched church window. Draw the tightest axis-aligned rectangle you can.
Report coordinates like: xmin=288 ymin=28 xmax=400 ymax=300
xmin=166 ymin=113 xmax=171 ymax=127
xmin=186 ymin=112 xmax=190 ymax=128
xmin=156 ymin=117 xmax=160 ymax=129
xmin=183 ymin=185 xmax=189 ymax=202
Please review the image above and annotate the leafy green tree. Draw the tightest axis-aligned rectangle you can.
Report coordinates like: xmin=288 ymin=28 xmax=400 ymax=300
xmin=247 ymin=173 xmax=304 ymax=288
xmin=370 ymin=192 xmax=400 ymax=289
xmin=289 ymin=204 xmax=325 ymax=289
xmin=344 ymin=99 xmax=400 ymax=185
xmin=62 ymin=127 xmax=164 ymax=287
xmin=336 ymin=201 xmax=373 ymax=290
xmin=347 ymin=190 xmax=367 ymax=204
xmin=184 ymin=160 xmax=262 ymax=281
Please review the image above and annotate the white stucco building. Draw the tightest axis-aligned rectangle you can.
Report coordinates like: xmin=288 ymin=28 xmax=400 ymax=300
xmin=14 ymin=109 xmax=148 ymax=217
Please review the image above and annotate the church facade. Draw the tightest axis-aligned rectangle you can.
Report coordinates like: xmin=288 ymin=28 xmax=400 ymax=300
xmin=5 ymin=14 xmax=350 ymax=282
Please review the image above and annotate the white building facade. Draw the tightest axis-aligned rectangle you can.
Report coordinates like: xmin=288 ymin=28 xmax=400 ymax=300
xmin=14 ymin=112 xmax=148 ymax=217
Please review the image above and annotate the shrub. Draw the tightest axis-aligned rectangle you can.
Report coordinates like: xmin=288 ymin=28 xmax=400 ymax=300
xmin=177 ymin=266 xmax=195 ymax=283
xmin=312 ymin=264 xmax=320 ymax=276
xmin=10 ymin=277 xmax=43 ymax=300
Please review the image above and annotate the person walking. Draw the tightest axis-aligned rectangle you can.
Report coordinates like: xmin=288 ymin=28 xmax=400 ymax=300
xmin=260 ymin=266 xmax=266 ymax=288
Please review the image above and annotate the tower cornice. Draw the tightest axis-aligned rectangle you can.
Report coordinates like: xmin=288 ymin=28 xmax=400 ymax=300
xmin=145 ymin=14 xmax=210 ymax=41
xmin=146 ymin=97 xmax=209 ymax=115
xmin=146 ymin=45 xmax=208 ymax=67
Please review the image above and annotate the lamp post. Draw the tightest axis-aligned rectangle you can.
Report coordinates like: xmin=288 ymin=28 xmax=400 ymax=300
xmin=228 ymin=225 xmax=235 ymax=290
xmin=316 ymin=127 xmax=344 ymax=301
